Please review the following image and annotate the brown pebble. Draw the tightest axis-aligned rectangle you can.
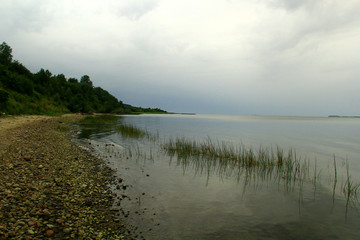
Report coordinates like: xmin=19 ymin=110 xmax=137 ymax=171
xmin=35 ymin=221 xmax=43 ymax=227
xmin=46 ymin=230 xmax=54 ymax=237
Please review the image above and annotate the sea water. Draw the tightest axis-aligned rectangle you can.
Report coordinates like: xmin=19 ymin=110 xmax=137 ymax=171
xmin=76 ymin=114 xmax=360 ymax=239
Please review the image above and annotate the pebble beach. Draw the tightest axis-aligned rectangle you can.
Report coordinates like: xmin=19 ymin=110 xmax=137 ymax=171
xmin=0 ymin=115 xmax=135 ymax=239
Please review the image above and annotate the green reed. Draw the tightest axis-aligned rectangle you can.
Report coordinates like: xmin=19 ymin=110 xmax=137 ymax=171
xmin=342 ymin=160 xmax=360 ymax=201
xmin=117 ymin=124 xmax=147 ymax=138
xmin=163 ymin=137 xmax=318 ymax=188
xmin=163 ymin=137 xmax=304 ymax=170
xmin=162 ymin=137 xmax=360 ymax=201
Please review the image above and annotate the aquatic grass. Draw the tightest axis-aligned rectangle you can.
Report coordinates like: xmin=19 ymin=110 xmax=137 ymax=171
xmin=117 ymin=124 xmax=147 ymax=138
xmin=163 ymin=137 xmax=303 ymax=170
xmin=116 ymin=123 xmax=158 ymax=141
xmin=342 ymin=160 xmax=360 ymax=201
xmin=78 ymin=115 xmax=118 ymax=125
xmin=162 ymin=137 xmax=316 ymax=188
xmin=163 ymin=137 xmax=360 ymax=203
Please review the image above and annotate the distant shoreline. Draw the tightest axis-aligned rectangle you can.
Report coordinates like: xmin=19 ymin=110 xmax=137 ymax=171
xmin=179 ymin=113 xmax=196 ymax=115
xmin=328 ymin=115 xmax=360 ymax=118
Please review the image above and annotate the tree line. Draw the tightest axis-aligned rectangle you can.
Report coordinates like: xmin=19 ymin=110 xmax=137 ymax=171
xmin=0 ymin=42 xmax=167 ymax=115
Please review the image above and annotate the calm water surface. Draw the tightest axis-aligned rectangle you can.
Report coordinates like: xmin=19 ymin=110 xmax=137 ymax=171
xmin=76 ymin=114 xmax=360 ymax=239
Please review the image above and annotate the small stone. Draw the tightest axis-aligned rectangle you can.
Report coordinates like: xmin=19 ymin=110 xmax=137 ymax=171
xmin=78 ymin=229 xmax=85 ymax=236
xmin=42 ymin=209 xmax=51 ymax=216
xmin=55 ymin=219 xmax=64 ymax=224
xmin=35 ymin=221 xmax=43 ymax=227
xmin=23 ymin=154 xmax=31 ymax=161
xmin=46 ymin=230 xmax=54 ymax=237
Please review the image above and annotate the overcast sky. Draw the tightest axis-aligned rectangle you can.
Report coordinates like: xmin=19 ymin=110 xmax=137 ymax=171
xmin=1 ymin=0 xmax=360 ymax=116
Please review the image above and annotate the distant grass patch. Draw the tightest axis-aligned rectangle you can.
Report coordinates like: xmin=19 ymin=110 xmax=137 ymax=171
xmin=116 ymin=124 xmax=147 ymax=138
xmin=79 ymin=115 xmax=118 ymax=125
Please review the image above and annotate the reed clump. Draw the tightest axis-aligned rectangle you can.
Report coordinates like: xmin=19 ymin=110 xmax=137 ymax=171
xmin=117 ymin=124 xmax=147 ymax=138
xmin=342 ymin=161 xmax=360 ymax=201
xmin=163 ymin=137 xmax=309 ymax=182
xmin=162 ymin=137 xmax=360 ymax=201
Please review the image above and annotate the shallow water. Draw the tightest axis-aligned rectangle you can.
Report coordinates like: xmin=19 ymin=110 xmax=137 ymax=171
xmin=76 ymin=114 xmax=360 ymax=239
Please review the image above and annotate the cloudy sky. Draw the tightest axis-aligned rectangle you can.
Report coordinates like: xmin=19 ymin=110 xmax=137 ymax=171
xmin=1 ymin=0 xmax=360 ymax=116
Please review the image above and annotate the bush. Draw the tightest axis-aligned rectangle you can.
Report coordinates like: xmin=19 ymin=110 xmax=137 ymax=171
xmin=0 ymin=89 xmax=9 ymax=104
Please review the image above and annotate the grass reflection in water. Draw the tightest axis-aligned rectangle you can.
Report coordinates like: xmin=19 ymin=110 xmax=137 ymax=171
xmin=162 ymin=137 xmax=360 ymax=204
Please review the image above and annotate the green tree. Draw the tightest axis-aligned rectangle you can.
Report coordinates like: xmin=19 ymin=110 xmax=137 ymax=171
xmin=34 ymin=68 xmax=52 ymax=93
xmin=0 ymin=89 xmax=9 ymax=105
xmin=68 ymin=78 xmax=78 ymax=83
xmin=80 ymin=75 xmax=93 ymax=87
xmin=10 ymin=60 xmax=32 ymax=77
xmin=0 ymin=42 xmax=13 ymax=65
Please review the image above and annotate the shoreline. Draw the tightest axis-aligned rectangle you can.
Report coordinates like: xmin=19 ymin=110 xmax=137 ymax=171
xmin=0 ymin=115 xmax=136 ymax=239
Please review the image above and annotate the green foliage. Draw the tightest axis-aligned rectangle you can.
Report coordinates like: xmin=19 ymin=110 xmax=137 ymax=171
xmin=0 ymin=42 xmax=12 ymax=65
xmin=0 ymin=67 xmax=34 ymax=95
xmin=0 ymin=89 xmax=9 ymax=108
xmin=9 ymin=60 xmax=32 ymax=77
xmin=0 ymin=42 xmax=167 ymax=115
xmin=80 ymin=75 xmax=93 ymax=86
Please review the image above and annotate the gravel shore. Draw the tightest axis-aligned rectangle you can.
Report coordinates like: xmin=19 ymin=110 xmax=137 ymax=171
xmin=0 ymin=115 xmax=135 ymax=239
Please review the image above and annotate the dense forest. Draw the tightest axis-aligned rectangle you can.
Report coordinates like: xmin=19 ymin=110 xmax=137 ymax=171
xmin=0 ymin=42 xmax=167 ymax=115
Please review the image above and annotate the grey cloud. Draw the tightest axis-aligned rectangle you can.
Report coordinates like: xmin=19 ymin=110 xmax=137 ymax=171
xmin=0 ymin=0 xmax=52 ymax=34
xmin=257 ymin=1 xmax=360 ymax=56
xmin=113 ymin=0 xmax=158 ymax=21
xmin=268 ymin=0 xmax=321 ymax=11
xmin=1 ymin=0 xmax=360 ymax=116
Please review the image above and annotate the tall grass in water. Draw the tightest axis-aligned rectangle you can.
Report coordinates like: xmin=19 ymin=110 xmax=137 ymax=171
xmin=163 ymin=137 xmax=317 ymax=192
xmin=163 ymin=137 xmax=306 ymax=175
xmin=117 ymin=124 xmax=146 ymax=138
xmin=116 ymin=124 xmax=157 ymax=141
xmin=163 ymin=137 xmax=360 ymax=201
xmin=342 ymin=160 xmax=360 ymax=201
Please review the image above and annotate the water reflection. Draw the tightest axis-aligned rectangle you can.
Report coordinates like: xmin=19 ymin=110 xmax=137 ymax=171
xmin=76 ymin=115 xmax=123 ymax=139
